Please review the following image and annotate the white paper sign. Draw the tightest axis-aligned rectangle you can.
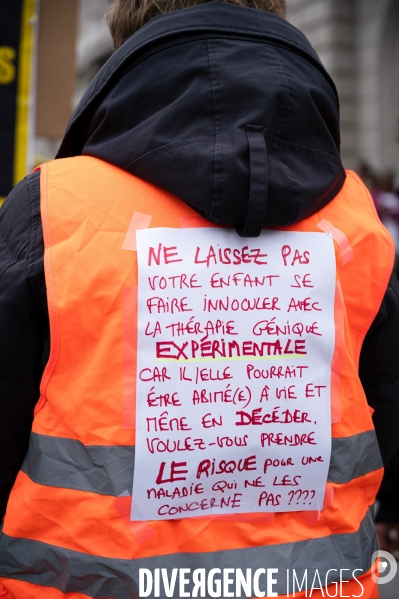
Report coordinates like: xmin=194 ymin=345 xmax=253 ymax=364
xmin=132 ymin=228 xmax=336 ymax=520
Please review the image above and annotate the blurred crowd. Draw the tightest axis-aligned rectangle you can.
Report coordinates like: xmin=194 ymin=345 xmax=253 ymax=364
xmin=358 ymin=163 xmax=399 ymax=271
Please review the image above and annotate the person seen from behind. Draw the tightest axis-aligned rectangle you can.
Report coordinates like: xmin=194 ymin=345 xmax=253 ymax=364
xmin=0 ymin=1 xmax=399 ymax=597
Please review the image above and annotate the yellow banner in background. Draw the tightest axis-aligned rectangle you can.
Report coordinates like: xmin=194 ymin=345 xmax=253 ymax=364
xmin=0 ymin=0 xmax=38 ymax=206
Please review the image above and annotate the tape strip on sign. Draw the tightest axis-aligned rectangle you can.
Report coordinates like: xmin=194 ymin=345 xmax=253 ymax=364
xmin=299 ymin=483 xmax=335 ymax=525
xmin=113 ymin=495 xmax=154 ymax=545
xmin=122 ymin=212 xmax=152 ymax=251
xmin=317 ymin=219 xmax=354 ymax=265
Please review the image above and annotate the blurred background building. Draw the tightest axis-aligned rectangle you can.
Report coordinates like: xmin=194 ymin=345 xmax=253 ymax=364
xmin=36 ymin=0 xmax=399 ymax=174
xmin=1 ymin=0 xmax=399 ymax=241
xmin=49 ymin=0 xmax=399 ymax=167
xmin=288 ymin=0 xmax=399 ymax=172
xmin=288 ymin=0 xmax=399 ymax=262
xmin=2 ymin=0 xmax=398 ymax=186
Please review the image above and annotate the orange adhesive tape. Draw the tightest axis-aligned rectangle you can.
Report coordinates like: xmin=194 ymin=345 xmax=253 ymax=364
xmin=122 ymin=212 xmax=152 ymax=251
xmin=122 ymin=287 xmax=137 ymax=429
xmin=322 ymin=483 xmax=335 ymax=510
xmin=299 ymin=483 xmax=335 ymax=525
xmin=317 ymin=219 xmax=354 ymax=265
xmin=113 ymin=495 xmax=154 ymax=545
xmin=299 ymin=511 xmax=320 ymax=526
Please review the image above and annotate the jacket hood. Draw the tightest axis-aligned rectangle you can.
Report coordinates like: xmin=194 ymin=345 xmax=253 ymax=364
xmin=57 ymin=1 xmax=346 ymax=236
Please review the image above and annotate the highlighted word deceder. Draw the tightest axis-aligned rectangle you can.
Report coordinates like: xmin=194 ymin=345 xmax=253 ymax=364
xmin=133 ymin=229 xmax=336 ymax=521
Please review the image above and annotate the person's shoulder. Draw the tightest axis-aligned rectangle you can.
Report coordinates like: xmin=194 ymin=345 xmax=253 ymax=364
xmin=0 ymin=171 xmax=40 ymax=262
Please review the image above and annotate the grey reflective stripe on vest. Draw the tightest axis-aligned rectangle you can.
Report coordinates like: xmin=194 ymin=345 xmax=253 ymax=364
xmin=0 ymin=509 xmax=376 ymax=599
xmin=21 ymin=433 xmax=134 ymax=496
xmin=21 ymin=430 xmax=382 ymax=497
xmin=330 ymin=430 xmax=383 ymax=483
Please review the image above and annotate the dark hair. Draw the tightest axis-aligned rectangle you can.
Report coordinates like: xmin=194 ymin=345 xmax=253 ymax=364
xmin=106 ymin=0 xmax=287 ymax=49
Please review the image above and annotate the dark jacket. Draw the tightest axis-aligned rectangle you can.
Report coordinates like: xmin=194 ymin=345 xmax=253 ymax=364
xmin=1 ymin=1 xmax=399 ymax=520
xmin=376 ymin=447 xmax=399 ymax=523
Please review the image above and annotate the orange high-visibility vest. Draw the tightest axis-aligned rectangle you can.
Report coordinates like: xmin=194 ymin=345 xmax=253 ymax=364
xmin=0 ymin=156 xmax=393 ymax=599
